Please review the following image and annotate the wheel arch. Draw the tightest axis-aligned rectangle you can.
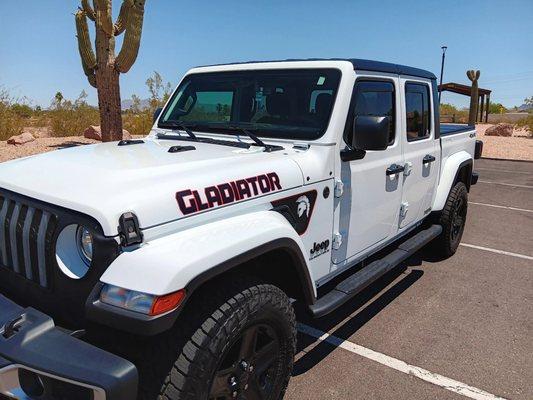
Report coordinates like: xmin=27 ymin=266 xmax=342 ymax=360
xmin=91 ymin=211 xmax=317 ymax=335
xmin=433 ymin=152 xmax=473 ymax=211
xmin=184 ymin=238 xmax=316 ymax=306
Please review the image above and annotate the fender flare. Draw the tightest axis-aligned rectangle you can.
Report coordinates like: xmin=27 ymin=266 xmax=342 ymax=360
xmin=433 ymin=151 xmax=473 ymax=211
xmin=88 ymin=211 xmax=316 ymax=335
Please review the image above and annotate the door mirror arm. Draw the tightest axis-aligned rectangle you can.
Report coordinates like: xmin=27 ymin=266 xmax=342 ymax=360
xmin=340 ymin=145 xmax=366 ymax=162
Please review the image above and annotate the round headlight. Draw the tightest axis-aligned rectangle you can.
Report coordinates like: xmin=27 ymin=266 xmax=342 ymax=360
xmin=76 ymin=226 xmax=93 ymax=266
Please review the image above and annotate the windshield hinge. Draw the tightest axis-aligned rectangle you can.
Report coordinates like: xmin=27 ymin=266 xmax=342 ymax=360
xmin=334 ymin=179 xmax=344 ymax=198
xmin=332 ymin=232 xmax=343 ymax=250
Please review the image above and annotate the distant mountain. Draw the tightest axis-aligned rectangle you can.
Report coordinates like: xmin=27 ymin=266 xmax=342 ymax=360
xmin=122 ymin=98 xmax=150 ymax=111
xmin=517 ymin=103 xmax=533 ymax=111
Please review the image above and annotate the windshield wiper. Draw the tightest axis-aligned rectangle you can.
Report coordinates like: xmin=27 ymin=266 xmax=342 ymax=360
xmin=159 ymin=121 xmax=198 ymax=140
xmin=227 ymin=126 xmax=284 ymax=153
xmin=157 ymin=123 xmax=250 ymax=149
xmin=229 ymin=126 xmax=266 ymax=147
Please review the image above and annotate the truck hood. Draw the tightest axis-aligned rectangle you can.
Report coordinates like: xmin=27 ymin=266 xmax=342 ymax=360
xmin=0 ymin=138 xmax=304 ymax=235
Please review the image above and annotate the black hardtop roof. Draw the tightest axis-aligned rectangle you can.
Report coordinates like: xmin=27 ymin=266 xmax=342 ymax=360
xmin=196 ymin=58 xmax=436 ymax=80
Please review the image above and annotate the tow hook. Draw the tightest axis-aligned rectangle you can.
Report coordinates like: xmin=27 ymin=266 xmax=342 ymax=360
xmin=1 ymin=314 xmax=25 ymax=339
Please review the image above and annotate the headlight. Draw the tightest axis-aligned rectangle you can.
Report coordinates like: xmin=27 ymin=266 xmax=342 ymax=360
xmin=76 ymin=226 xmax=93 ymax=266
xmin=56 ymin=224 xmax=94 ymax=279
xmin=100 ymin=284 xmax=185 ymax=315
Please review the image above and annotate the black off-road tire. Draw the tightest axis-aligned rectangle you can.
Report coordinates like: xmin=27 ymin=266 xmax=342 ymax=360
xmin=431 ymin=181 xmax=468 ymax=259
xmin=135 ymin=276 xmax=296 ymax=400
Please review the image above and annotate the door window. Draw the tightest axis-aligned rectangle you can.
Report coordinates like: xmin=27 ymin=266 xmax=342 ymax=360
xmin=349 ymin=81 xmax=396 ymax=144
xmin=405 ymin=83 xmax=431 ymax=141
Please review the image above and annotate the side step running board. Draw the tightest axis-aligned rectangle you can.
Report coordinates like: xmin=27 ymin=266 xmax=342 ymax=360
xmin=309 ymin=224 xmax=442 ymax=318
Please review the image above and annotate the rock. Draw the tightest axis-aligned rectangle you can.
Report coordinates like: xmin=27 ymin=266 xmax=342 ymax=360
xmin=485 ymin=123 xmax=514 ymax=137
xmin=83 ymin=125 xmax=132 ymax=141
xmin=83 ymin=125 xmax=102 ymax=140
xmin=7 ymin=131 xmax=35 ymax=145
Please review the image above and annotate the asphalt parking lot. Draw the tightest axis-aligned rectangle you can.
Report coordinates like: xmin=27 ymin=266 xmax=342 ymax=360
xmin=287 ymin=158 xmax=533 ymax=400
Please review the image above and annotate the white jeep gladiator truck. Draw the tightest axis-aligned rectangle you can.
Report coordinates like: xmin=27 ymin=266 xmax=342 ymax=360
xmin=0 ymin=59 xmax=483 ymax=400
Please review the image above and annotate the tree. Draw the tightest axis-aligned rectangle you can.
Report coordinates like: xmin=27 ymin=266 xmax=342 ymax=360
xmin=488 ymin=102 xmax=507 ymax=114
xmin=74 ymin=90 xmax=89 ymax=107
xmin=525 ymin=96 xmax=533 ymax=107
xmin=54 ymin=92 xmax=64 ymax=107
xmin=146 ymin=71 xmax=173 ymax=111
xmin=75 ymin=0 xmax=146 ymax=142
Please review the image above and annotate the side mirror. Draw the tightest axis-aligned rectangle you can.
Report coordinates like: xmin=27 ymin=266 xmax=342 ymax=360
xmin=352 ymin=115 xmax=390 ymax=151
xmin=340 ymin=116 xmax=391 ymax=162
xmin=153 ymin=107 xmax=163 ymax=123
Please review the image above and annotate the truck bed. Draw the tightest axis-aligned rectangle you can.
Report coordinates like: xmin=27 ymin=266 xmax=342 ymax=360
xmin=439 ymin=124 xmax=477 ymax=178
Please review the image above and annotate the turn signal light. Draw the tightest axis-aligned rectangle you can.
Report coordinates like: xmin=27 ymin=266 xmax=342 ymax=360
xmin=150 ymin=290 xmax=186 ymax=316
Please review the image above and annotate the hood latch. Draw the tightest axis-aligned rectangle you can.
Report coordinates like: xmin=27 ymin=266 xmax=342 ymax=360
xmin=118 ymin=212 xmax=143 ymax=247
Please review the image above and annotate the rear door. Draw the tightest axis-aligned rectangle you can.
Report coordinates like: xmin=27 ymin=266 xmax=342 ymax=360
xmin=398 ymin=78 xmax=439 ymax=229
xmin=333 ymin=76 xmax=404 ymax=264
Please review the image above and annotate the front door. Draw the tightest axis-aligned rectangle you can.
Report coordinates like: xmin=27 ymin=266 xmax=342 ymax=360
xmin=333 ymin=76 xmax=404 ymax=264
xmin=399 ymin=78 xmax=439 ymax=229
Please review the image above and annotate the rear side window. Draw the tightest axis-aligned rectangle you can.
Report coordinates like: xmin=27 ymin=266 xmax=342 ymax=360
xmin=351 ymin=81 xmax=395 ymax=144
xmin=405 ymin=83 xmax=431 ymax=141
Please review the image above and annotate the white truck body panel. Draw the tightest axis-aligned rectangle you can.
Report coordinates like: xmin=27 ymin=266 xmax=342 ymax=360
xmin=100 ymin=211 xmax=317 ymax=296
xmin=0 ymin=139 xmax=304 ymax=236
xmin=0 ymin=59 xmax=477 ymax=300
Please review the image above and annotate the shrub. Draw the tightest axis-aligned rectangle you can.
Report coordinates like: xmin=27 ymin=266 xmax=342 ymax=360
xmin=516 ymin=115 xmax=533 ymax=138
xmin=48 ymin=91 xmax=99 ymax=137
xmin=123 ymin=110 xmax=152 ymax=136
xmin=0 ymin=88 xmax=24 ymax=141
xmin=439 ymin=103 xmax=468 ymax=123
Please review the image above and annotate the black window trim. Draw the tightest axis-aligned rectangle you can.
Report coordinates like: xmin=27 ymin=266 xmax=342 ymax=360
xmin=404 ymin=80 xmax=432 ymax=142
xmin=343 ymin=77 xmax=398 ymax=147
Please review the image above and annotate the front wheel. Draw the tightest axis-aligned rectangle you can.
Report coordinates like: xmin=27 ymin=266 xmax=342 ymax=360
xmin=145 ymin=278 xmax=296 ymax=400
xmin=431 ymin=181 xmax=468 ymax=258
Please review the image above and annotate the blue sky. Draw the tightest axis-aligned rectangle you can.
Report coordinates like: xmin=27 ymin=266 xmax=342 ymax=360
xmin=1 ymin=0 xmax=532 ymax=108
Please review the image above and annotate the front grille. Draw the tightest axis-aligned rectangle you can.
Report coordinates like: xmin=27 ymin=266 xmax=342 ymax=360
xmin=0 ymin=194 xmax=57 ymax=288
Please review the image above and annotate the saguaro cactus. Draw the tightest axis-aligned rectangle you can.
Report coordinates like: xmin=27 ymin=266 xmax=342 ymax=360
xmin=75 ymin=0 xmax=145 ymax=141
xmin=467 ymin=70 xmax=480 ymax=126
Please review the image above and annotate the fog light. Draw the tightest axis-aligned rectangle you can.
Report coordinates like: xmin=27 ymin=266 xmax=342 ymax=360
xmin=100 ymin=284 xmax=185 ymax=315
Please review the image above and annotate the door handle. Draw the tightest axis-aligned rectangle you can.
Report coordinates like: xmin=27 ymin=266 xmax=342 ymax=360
xmin=386 ymin=163 xmax=405 ymax=176
xmin=423 ymin=155 xmax=436 ymax=164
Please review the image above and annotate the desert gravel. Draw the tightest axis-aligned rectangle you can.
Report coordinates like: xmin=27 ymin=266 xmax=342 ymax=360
xmin=475 ymin=123 xmax=532 ymax=161
xmin=0 ymin=136 xmax=98 ymax=163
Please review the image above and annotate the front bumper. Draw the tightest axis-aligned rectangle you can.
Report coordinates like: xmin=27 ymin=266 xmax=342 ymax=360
xmin=0 ymin=294 xmax=137 ymax=400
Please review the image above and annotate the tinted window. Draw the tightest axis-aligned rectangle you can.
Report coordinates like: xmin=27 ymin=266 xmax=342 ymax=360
xmin=160 ymin=69 xmax=341 ymax=140
xmin=180 ymin=91 xmax=233 ymax=122
xmin=351 ymin=81 xmax=395 ymax=144
xmin=405 ymin=83 xmax=430 ymax=141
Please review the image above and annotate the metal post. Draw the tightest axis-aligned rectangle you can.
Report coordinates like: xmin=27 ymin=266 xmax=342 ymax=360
xmin=485 ymin=94 xmax=490 ymax=123
xmin=438 ymin=46 xmax=447 ymax=103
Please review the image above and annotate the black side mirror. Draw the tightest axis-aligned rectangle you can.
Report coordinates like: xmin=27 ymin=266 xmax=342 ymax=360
xmin=153 ymin=107 xmax=163 ymax=123
xmin=341 ymin=116 xmax=390 ymax=162
xmin=353 ymin=115 xmax=390 ymax=151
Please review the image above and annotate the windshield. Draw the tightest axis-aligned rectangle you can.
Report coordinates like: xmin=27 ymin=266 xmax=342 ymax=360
xmin=159 ymin=69 xmax=341 ymax=140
